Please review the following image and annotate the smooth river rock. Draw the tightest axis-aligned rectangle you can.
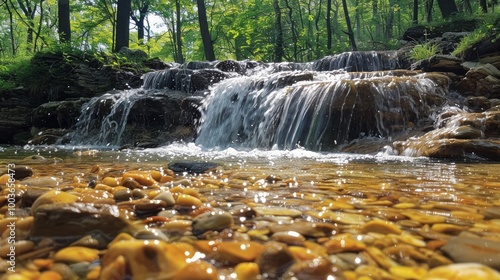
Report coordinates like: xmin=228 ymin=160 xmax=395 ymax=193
xmin=30 ymin=203 xmax=133 ymax=246
xmin=441 ymin=236 xmax=500 ymax=270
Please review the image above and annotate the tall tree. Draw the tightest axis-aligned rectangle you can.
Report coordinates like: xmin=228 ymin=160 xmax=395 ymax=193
xmin=341 ymin=0 xmax=357 ymax=50
xmin=196 ymin=0 xmax=215 ymax=61
xmin=436 ymin=0 xmax=459 ymax=18
xmin=131 ymin=0 xmax=149 ymax=42
xmin=480 ymin=0 xmax=487 ymax=13
xmin=115 ymin=0 xmax=131 ymax=52
xmin=413 ymin=0 xmax=418 ymax=25
xmin=58 ymin=0 xmax=71 ymax=42
xmin=326 ymin=0 xmax=332 ymax=50
xmin=174 ymin=0 xmax=183 ymax=63
xmin=425 ymin=0 xmax=433 ymax=22
xmin=273 ymin=0 xmax=284 ymax=62
xmin=1 ymin=0 xmax=16 ymax=54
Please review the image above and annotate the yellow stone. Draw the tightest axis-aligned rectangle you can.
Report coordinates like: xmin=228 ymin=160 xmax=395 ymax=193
xmin=102 ymin=177 xmax=121 ymax=187
xmin=31 ymin=190 xmax=79 ymax=214
xmin=108 ymin=232 xmax=135 ymax=247
xmin=289 ymin=246 xmax=321 ymax=260
xmin=182 ymin=188 xmax=201 ymax=198
xmin=172 ymin=260 xmax=219 ymax=280
xmin=362 ymin=220 xmax=402 ymax=235
xmin=160 ymin=175 xmax=175 ymax=183
xmin=86 ymin=266 xmax=101 ymax=280
xmin=215 ymin=241 xmax=265 ymax=264
xmin=176 ymin=194 xmax=203 ymax=207
xmin=99 ymin=255 xmax=125 ymax=280
xmin=32 ymin=259 xmax=54 ymax=270
xmin=54 ymin=246 xmax=100 ymax=263
xmin=102 ymin=240 xmax=188 ymax=279
xmin=234 ymin=262 xmax=260 ymax=280
xmin=430 ymin=223 xmax=467 ymax=234
xmin=355 ymin=265 xmax=393 ymax=279
xmin=365 ymin=246 xmax=399 ymax=269
xmin=391 ymin=233 xmax=426 ymax=247
xmin=450 ymin=210 xmax=484 ymax=221
xmin=324 ymin=236 xmax=366 ymax=254
xmin=401 ymin=210 xmax=446 ymax=224
xmin=303 ymin=240 xmax=328 ymax=257
xmin=424 ymin=263 xmax=500 ymax=280
xmin=0 ymin=174 xmax=11 ymax=184
xmin=122 ymin=171 xmax=156 ymax=186
xmin=309 ymin=211 xmax=368 ymax=225
xmin=161 ymin=220 xmax=192 ymax=231
xmin=150 ymin=170 xmax=163 ymax=181
xmin=393 ymin=202 xmax=416 ymax=209
xmin=93 ymin=184 xmax=113 ymax=192
xmin=390 ymin=266 xmax=427 ymax=279
xmin=194 ymin=240 xmax=219 ymax=255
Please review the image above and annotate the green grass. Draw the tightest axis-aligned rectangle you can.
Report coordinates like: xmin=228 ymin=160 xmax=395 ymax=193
xmin=452 ymin=14 xmax=500 ymax=57
xmin=410 ymin=42 xmax=440 ymax=61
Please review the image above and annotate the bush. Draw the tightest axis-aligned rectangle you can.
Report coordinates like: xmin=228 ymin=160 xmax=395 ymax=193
xmin=0 ymin=55 xmax=33 ymax=92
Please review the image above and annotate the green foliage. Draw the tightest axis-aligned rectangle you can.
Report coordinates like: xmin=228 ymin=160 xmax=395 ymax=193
xmin=409 ymin=42 xmax=440 ymax=61
xmin=452 ymin=14 xmax=500 ymax=57
xmin=0 ymin=55 xmax=34 ymax=92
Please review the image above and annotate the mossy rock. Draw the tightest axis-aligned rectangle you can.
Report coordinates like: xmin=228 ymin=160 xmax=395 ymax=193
xmin=403 ymin=18 xmax=480 ymax=41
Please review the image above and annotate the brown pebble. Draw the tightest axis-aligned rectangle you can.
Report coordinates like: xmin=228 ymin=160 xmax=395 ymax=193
xmin=256 ymin=241 xmax=296 ymax=279
xmin=123 ymin=177 xmax=142 ymax=189
xmin=135 ymin=199 xmax=167 ymax=212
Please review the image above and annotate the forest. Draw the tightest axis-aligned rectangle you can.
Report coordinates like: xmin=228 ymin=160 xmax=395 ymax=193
xmin=0 ymin=0 xmax=498 ymax=64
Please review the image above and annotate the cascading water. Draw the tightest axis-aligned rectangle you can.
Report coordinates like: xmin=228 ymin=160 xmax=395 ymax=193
xmin=70 ymin=89 xmax=145 ymax=146
xmin=69 ymin=51 xmax=454 ymax=151
xmin=195 ymin=70 xmax=452 ymax=151
xmin=313 ymin=51 xmax=401 ymax=72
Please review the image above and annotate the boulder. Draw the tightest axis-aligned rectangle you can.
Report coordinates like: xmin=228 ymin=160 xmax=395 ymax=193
xmin=32 ymin=99 xmax=87 ymax=129
xmin=0 ymin=107 xmax=32 ymax=144
xmin=31 ymin=203 xmax=133 ymax=246
xmin=411 ymin=55 xmax=466 ymax=75
xmin=441 ymin=236 xmax=500 ymax=270
xmin=456 ymin=63 xmax=500 ymax=98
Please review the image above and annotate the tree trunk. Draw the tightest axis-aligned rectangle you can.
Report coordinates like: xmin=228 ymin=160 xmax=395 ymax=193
xmin=341 ymin=0 xmax=357 ymax=51
xmin=58 ymin=0 xmax=71 ymax=42
xmin=372 ymin=0 xmax=380 ymax=40
xmin=463 ymin=0 xmax=472 ymax=13
xmin=327 ymin=0 xmax=332 ymax=50
xmin=426 ymin=0 xmax=433 ymax=22
xmin=355 ymin=0 xmax=361 ymax=40
xmin=175 ymin=0 xmax=184 ymax=63
xmin=284 ymin=0 xmax=298 ymax=61
xmin=413 ymin=0 xmax=418 ymax=25
xmin=480 ymin=0 xmax=487 ymax=13
xmin=273 ymin=0 xmax=284 ymax=62
xmin=115 ymin=0 xmax=131 ymax=52
xmin=5 ymin=0 xmax=16 ymax=54
xmin=437 ymin=0 xmax=458 ymax=18
xmin=196 ymin=0 xmax=216 ymax=61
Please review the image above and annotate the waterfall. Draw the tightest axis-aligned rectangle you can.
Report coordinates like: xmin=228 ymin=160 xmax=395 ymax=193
xmin=313 ymin=51 xmax=401 ymax=72
xmin=195 ymin=70 xmax=451 ymax=151
xmin=70 ymin=89 xmax=145 ymax=146
xmin=67 ymin=52 xmax=451 ymax=151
